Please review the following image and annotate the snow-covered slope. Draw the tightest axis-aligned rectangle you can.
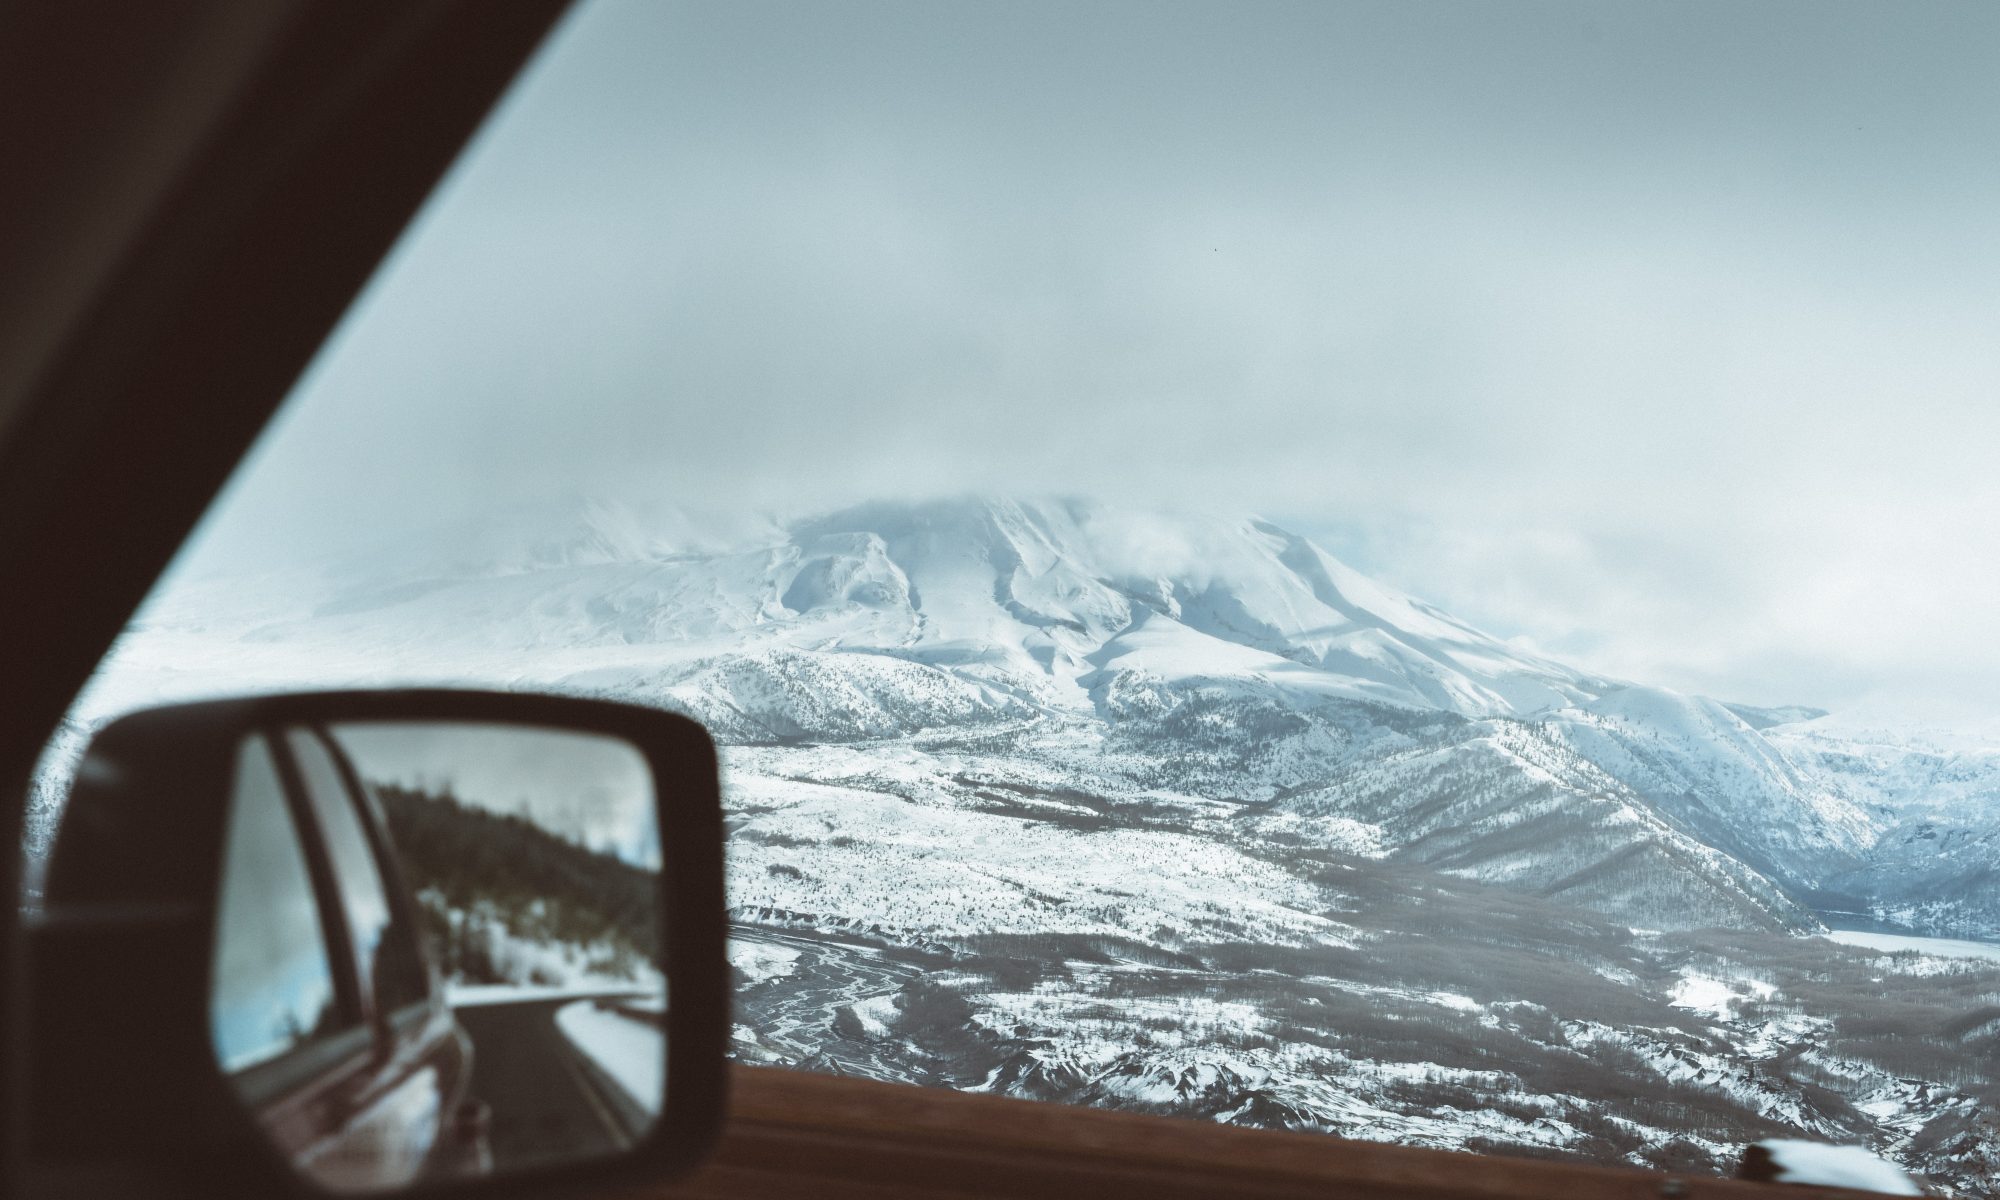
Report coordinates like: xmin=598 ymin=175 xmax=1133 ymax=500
xmin=1544 ymin=689 xmax=1877 ymax=897
xmin=1271 ymin=717 xmax=1816 ymax=932
xmin=1765 ymin=718 xmax=2000 ymax=939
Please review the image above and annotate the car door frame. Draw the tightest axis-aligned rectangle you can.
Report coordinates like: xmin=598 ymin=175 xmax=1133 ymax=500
xmin=0 ymin=4 xmax=572 ymax=1191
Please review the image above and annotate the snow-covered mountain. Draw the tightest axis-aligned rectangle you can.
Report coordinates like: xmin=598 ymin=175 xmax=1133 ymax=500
xmin=58 ymin=494 xmax=1984 ymax=937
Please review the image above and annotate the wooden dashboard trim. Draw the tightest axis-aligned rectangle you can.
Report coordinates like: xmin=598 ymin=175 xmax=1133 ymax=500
xmin=640 ymin=1065 xmax=1881 ymax=1199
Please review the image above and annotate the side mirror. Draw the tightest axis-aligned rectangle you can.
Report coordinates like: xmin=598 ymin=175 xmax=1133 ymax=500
xmin=27 ymin=690 xmax=726 ymax=1197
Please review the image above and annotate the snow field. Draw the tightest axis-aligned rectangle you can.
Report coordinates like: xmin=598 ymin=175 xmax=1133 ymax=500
xmin=728 ymin=936 xmax=802 ymax=985
xmin=724 ymin=767 xmax=1357 ymax=950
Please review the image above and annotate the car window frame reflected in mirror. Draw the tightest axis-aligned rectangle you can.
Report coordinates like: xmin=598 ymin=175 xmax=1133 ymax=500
xmin=210 ymin=733 xmax=358 ymax=1083
xmin=213 ymin=724 xmax=473 ymax=1192
xmin=27 ymin=689 xmax=725 ymax=1199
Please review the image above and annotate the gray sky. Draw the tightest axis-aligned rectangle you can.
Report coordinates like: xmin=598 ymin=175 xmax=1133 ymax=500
xmin=182 ymin=0 xmax=2000 ymax=721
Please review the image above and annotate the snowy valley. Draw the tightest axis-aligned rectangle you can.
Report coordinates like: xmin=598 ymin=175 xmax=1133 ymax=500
xmin=29 ymin=496 xmax=2000 ymax=1194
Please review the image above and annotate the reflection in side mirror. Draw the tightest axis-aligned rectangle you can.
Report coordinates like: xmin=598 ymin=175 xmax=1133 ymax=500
xmin=209 ymin=720 xmax=666 ymax=1191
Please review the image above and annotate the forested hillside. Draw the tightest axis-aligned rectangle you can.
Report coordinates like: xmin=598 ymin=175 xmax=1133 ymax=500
xmin=376 ymin=783 xmax=658 ymax=988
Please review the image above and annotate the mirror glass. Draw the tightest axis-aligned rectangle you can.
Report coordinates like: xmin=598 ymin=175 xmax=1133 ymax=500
xmin=208 ymin=720 xmax=664 ymax=1192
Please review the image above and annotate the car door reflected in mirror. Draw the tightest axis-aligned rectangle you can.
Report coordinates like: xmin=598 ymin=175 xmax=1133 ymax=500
xmin=209 ymin=720 xmax=666 ymax=1191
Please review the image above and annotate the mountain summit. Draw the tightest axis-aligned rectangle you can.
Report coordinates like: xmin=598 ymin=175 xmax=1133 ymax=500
xmin=787 ymin=497 xmax=1617 ymax=719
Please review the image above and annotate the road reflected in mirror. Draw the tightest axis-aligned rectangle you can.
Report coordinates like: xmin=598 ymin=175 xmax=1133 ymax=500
xmin=208 ymin=720 xmax=663 ymax=1191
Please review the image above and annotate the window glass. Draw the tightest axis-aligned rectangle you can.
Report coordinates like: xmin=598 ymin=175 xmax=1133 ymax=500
xmin=286 ymin=729 xmax=428 ymax=1015
xmin=35 ymin=2 xmax=2000 ymax=1196
xmin=211 ymin=735 xmax=346 ymax=1073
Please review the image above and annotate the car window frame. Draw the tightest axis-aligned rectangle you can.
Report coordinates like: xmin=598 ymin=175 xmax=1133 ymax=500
xmin=279 ymin=726 xmax=434 ymax=1034
xmin=311 ymin=724 xmax=440 ymax=1028
xmin=208 ymin=732 xmax=353 ymax=1078
xmin=224 ymin=729 xmax=379 ymax=1110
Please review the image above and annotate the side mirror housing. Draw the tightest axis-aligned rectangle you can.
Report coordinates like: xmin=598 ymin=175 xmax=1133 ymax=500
xmin=26 ymin=690 xmax=726 ymax=1197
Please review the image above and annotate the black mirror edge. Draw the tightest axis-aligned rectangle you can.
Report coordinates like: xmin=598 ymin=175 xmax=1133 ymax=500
xmin=28 ymin=689 xmax=729 ymax=1199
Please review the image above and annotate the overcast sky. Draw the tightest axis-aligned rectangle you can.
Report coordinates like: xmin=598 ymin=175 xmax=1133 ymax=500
xmin=181 ymin=0 xmax=2000 ymax=722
